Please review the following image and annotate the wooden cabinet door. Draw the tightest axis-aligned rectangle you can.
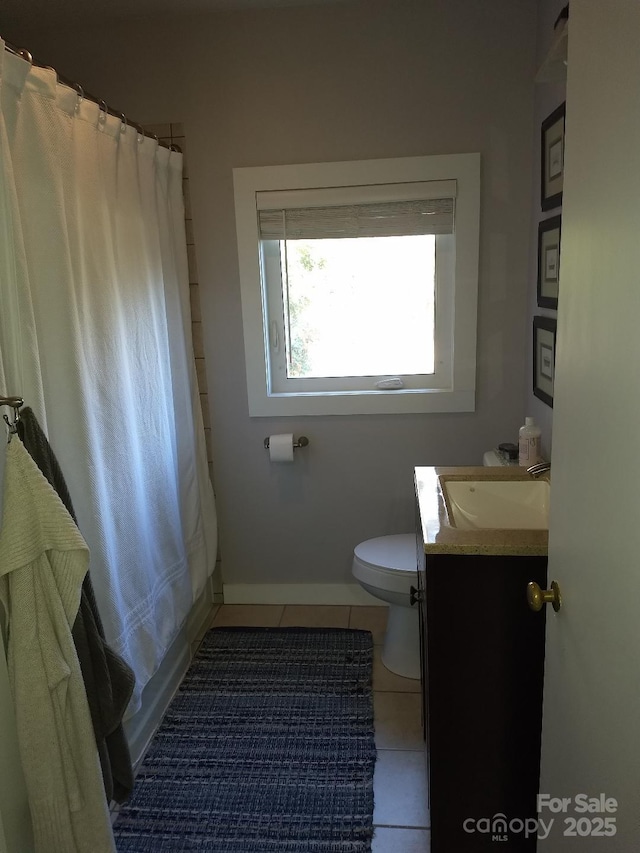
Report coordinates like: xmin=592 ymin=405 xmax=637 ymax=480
xmin=424 ymin=554 xmax=547 ymax=851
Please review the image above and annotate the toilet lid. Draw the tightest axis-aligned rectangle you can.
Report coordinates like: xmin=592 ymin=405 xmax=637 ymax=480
xmin=353 ymin=534 xmax=416 ymax=572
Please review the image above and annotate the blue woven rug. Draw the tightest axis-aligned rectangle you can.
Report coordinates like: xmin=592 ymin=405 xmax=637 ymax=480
xmin=113 ymin=627 xmax=376 ymax=852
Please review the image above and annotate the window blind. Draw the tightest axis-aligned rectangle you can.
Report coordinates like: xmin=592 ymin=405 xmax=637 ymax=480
xmin=258 ymin=197 xmax=454 ymax=240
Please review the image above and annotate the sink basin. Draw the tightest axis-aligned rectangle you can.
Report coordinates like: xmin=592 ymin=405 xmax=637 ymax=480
xmin=443 ymin=479 xmax=550 ymax=530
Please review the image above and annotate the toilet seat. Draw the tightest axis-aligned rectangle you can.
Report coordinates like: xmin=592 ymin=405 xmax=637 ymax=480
xmin=352 ymin=534 xmax=417 ymax=594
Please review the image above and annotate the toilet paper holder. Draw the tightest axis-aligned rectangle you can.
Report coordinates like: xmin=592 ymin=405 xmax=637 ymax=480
xmin=263 ymin=435 xmax=309 ymax=450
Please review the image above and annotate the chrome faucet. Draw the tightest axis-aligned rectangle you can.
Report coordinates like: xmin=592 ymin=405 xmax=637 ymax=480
xmin=527 ymin=461 xmax=551 ymax=478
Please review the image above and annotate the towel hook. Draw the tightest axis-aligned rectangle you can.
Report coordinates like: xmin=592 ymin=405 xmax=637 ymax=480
xmin=1 ymin=396 xmax=23 ymax=443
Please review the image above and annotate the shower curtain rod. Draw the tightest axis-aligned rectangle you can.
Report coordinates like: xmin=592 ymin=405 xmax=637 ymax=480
xmin=3 ymin=40 xmax=180 ymax=152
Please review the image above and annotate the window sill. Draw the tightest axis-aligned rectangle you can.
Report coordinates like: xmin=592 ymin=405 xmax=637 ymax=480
xmin=247 ymin=388 xmax=475 ymax=417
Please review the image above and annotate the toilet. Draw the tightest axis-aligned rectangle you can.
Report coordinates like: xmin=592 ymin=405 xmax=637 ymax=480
xmin=353 ymin=452 xmax=507 ymax=680
xmin=352 ymin=534 xmax=420 ymax=680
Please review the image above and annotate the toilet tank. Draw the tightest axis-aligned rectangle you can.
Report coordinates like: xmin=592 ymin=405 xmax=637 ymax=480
xmin=483 ymin=444 xmax=518 ymax=467
xmin=483 ymin=450 xmax=502 ymax=466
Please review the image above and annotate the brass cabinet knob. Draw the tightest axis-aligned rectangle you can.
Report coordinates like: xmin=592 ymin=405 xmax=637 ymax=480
xmin=527 ymin=580 xmax=562 ymax=612
xmin=409 ymin=585 xmax=424 ymax=606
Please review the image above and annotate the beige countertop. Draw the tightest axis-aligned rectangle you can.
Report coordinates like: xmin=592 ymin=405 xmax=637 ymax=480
xmin=415 ymin=466 xmax=549 ymax=556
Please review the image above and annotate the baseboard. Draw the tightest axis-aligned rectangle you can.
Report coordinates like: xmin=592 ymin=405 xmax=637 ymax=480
xmin=222 ymin=583 xmax=384 ymax=606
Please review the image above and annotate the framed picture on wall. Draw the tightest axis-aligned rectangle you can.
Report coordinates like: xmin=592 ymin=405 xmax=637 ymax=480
xmin=533 ymin=316 xmax=557 ymax=408
xmin=537 ymin=215 xmax=561 ymax=308
xmin=541 ymin=102 xmax=565 ymax=211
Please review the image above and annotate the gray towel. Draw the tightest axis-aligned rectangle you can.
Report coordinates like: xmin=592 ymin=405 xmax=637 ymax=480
xmin=17 ymin=408 xmax=135 ymax=804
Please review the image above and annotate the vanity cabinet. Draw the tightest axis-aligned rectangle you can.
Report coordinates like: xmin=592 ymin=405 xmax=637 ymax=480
xmin=416 ymin=543 xmax=547 ymax=851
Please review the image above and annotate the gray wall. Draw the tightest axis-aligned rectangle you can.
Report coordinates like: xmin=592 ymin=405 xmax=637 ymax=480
xmin=2 ymin=0 xmax=537 ymax=588
xmin=525 ymin=0 xmax=566 ymax=459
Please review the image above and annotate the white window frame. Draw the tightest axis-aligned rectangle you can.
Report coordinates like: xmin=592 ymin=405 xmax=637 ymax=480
xmin=233 ymin=153 xmax=480 ymax=417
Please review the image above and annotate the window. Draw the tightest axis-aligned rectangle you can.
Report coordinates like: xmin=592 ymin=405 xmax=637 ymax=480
xmin=233 ymin=154 xmax=480 ymax=416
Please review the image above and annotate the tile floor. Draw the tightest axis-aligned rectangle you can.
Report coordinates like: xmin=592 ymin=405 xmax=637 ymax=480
xmin=209 ymin=604 xmax=430 ymax=852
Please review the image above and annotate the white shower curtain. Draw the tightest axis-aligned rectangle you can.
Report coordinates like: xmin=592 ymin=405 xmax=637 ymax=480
xmin=0 ymin=44 xmax=217 ymax=713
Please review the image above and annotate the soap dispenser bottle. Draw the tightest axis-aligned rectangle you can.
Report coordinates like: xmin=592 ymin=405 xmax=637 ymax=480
xmin=518 ymin=417 xmax=541 ymax=467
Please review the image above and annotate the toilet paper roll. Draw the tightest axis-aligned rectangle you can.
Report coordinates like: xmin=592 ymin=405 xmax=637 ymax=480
xmin=268 ymin=433 xmax=295 ymax=463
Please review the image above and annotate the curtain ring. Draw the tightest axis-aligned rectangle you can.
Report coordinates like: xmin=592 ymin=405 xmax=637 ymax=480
xmin=98 ymin=99 xmax=108 ymax=127
xmin=43 ymin=65 xmax=59 ymax=83
xmin=118 ymin=112 xmax=127 ymax=134
xmin=17 ymin=49 xmax=33 ymax=64
xmin=73 ymin=82 xmax=84 ymax=113
xmin=131 ymin=121 xmax=145 ymax=144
